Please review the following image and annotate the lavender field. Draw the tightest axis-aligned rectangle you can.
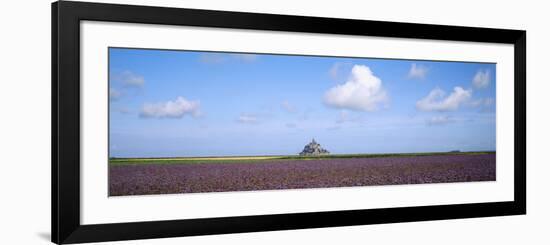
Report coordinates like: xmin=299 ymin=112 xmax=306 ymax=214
xmin=109 ymin=153 xmax=496 ymax=196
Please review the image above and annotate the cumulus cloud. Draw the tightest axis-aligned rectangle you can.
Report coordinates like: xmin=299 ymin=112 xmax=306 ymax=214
xmin=324 ymin=65 xmax=388 ymax=111
xmin=426 ymin=116 xmax=455 ymax=126
xmin=237 ymin=114 xmax=258 ymax=124
xmin=112 ymin=71 xmax=145 ymax=87
xmin=472 ymin=69 xmax=491 ymax=89
xmin=281 ymin=100 xmax=297 ymax=113
xmin=416 ymin=87 xmax=472 ymax=112
xmin=407 ymin=63 xmax=428 ymax=79
xmin=109 ymin=88 xmax=122 ymax=101
xmin=139 ymin=96 xmax=200 ymax=119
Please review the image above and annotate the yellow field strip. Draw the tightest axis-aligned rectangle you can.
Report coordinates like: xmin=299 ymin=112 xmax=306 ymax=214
xmin=110 ymin=156 xmax=285 ymax=162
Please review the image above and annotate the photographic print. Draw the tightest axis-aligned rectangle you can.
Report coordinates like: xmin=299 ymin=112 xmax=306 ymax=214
xmin=53 ymin=3 xmax=525 ymax=242
xmin=108 ymin=48 xmax=496 ymax=196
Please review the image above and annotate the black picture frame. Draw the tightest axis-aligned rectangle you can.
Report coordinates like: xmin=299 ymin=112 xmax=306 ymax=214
xmin=52 ymin=1 xmax=526 ymax=244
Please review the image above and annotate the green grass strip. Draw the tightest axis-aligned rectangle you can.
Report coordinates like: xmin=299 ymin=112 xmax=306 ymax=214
xmin=109 ymin=151 xmax=495 ymax=166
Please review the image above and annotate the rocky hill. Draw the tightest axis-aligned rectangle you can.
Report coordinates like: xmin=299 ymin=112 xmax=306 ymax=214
xmin=299 ymin=139 xmax=330 ymax=156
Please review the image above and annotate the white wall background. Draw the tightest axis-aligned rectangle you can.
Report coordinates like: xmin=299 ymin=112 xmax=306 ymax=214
xmin=0 ymin=0 xmax=547 ymax=244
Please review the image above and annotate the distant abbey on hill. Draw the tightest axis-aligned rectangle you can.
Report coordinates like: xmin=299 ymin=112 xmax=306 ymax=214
xmin=299 ymin=138 xmax=330 ymax=156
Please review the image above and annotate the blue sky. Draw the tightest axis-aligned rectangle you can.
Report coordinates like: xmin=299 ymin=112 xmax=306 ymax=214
xmin=109 ymin=48 xmax=496 ymax=158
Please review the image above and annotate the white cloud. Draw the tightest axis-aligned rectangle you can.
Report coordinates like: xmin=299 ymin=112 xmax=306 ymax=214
xmin=113 ymin=71 xmax=145 ymax=87
xmin=416 ymin=87 xmax=472 ymax=112
xmin=139 ymin=96 xmax=200 ymax=119
xmin=281 ymin=100 xmax=297 ymax=113
xmin=407 ymin=63 xmax=428 ymax=79
xmin=324 ymin=65 xmax=388 ymax=111
xmin=109 ymin=88 xmax=121 ymax=101
xmin=472 ymin=69 xmax=491 ymax=89
xmin=109 ymin=71 xmax=144 ymax=102
xmin=426 ymin=116 xmax=455 ymax=126
xmin=237 ymin=114 xmax=258 ymax=124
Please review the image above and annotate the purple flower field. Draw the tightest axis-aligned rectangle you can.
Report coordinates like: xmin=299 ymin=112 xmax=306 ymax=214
xmin=109 ymin=153 xmax=495 ymax=196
